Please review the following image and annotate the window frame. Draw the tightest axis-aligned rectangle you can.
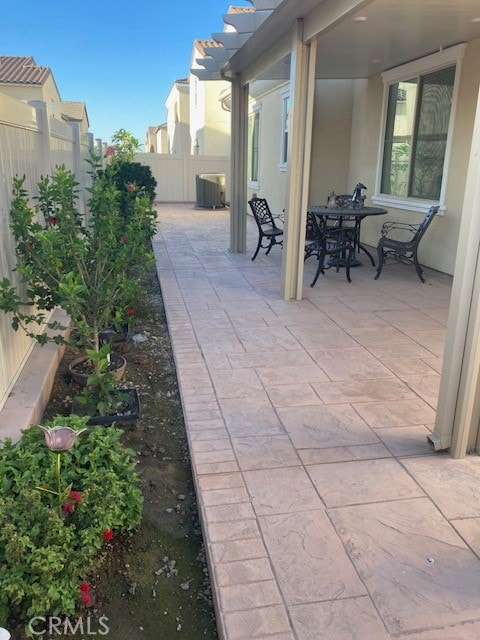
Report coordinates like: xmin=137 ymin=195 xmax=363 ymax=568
xmin=279 ymin=89 xmax=290 ymax=171
xmin=247 ymin=104 xmax=261 ymax=188
xmin=373 ymin=43 xmax=466 ymax=214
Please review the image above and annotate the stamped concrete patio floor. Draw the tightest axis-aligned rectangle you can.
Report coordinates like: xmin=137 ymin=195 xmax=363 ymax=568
xmin=153 ymin=204 xmax=480 ymax=640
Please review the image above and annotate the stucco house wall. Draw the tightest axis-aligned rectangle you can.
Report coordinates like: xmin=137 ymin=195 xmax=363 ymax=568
xmin=189 ymin=73 xmax=205 ymax=154
xmin=246 ymin=82 xmax=289 ymax=214
xmin=248 ymin=79 xmax=356 ymax=217
xmin=0 ymin=75 xmax=62 ymax=119
xmin=309 ymin=80 xmax=355 ymax=204
xmin=189 ymin=73 xmax=231 ymax=156
xmin=249 ymin=37 xmax=480 ymax=277
xmin=165 ymin=82 xmax=190 ymax=154
xmin=201 ymin=81 xmax=231 ymax=156
xmin=346 ymin=37 xmax=480 ymax=275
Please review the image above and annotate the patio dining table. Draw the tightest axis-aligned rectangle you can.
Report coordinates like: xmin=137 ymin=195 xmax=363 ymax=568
xmin=308 ymin=204 xmax=388 ymax=266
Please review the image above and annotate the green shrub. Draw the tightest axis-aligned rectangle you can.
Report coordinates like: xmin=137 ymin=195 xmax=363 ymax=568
xmin=99 ymin=161 xmax=157 ymax=231
xmin=0 ymin=417 xmax=143 ymax=626
xmin=112 ymin=161 xmax=157 ymax=203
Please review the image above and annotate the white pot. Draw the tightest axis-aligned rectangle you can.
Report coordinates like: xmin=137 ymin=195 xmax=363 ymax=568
xmin=0 ymin=629 xmax=11 ymax=640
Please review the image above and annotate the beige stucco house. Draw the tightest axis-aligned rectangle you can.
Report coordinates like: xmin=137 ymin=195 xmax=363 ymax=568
xmin=192 ymin=0 xmax=480 ymax=458
xmin=60 ymin=100 xmax=90 ymax=134
xmin=190 ymin=40 xmax=231 ymax=156
xmin=164 ymin=78 xmax=191 ymax=154
xmin=146 ymin=124 xmax=168 ymax=153
xmin=0 ymin=56 xmax=89 ymax=132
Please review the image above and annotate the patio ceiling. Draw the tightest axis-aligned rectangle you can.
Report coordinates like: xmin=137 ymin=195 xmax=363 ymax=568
xmin=194 ymin=0 xmax=480 ymax=83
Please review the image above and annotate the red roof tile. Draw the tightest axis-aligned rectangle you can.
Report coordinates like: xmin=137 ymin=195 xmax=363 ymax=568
xmin=0 ymin=55 xmax=51 ymax=85
xmin=195 ymin=39 xmax=224 ymax=55
xmin=228 ymin=5 xmax=255 ymax=13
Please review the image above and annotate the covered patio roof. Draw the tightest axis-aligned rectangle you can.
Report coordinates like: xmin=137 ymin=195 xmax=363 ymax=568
xmin=194 ymin=0 xmax=480 ymax=84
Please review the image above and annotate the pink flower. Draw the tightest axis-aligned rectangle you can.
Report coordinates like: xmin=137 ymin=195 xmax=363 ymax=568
xmin=105 ymin=146 xmax=116 ymax=157
xmin=127 ymin=183 xmax=135 ymax=192
xmin=69 ymin=490 xmax=83 ymax=503
xmin=63 ymin=502 xmax=73 ymax=513
xmin=120 ymin=235 xmax=127 ymax=244
xmin=103 ymin=529 xmax=114 ymax=542
xmin=38 ymin=425 xmax=87 ymax=451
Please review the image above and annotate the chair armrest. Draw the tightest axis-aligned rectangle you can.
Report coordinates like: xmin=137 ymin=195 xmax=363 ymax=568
xmin=381 ymin=221 xmax=420 ymax=238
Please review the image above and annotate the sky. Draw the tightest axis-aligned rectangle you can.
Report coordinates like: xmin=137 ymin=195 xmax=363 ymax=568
xmin=1 ymin=0 xmax=251 ymax=147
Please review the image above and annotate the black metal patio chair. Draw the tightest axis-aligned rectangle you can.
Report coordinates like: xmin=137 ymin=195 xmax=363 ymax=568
xmin=248 ymin=197 xmax=284 ymax=261
xmin=304 ymin=211 xmax=356 ymax=287
xmin=374 ymin=205 xmax=439 ymax=282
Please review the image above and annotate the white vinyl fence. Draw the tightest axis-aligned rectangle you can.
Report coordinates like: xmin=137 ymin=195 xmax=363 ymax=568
xmin=0 ymin=92 xmax=103 ymax=410
xmin=0 ymin=93 xmax=231 ymax=411
xmin=136 ymin=153 xmax=231 ymax=204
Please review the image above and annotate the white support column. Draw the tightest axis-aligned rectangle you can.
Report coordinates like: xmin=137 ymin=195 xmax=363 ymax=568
xmin=29 ymin=100 xmax=52 ymax=177
xmin=281 ymin=21 xmax=317 ymax=300
xmin=429 ymin=80 xmax=480 ymax=457
xmin=230 ymin=76 xmax=249 ymax=253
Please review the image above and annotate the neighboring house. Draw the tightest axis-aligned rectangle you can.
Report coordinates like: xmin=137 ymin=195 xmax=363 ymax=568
xmin=190 ymin=39 xmax=231 ymax=156
xmin=60 ymin=100 xmax=90 ymax=133
xmin=146 ymin=124 xmax=167 ymax=153
xmin=0 ymin=56 xmax=89 ymax=131
xmin=193 ymin=0 xmax=480 ymax=458
xmin=164 ymin=78 xmax=190 ymax=154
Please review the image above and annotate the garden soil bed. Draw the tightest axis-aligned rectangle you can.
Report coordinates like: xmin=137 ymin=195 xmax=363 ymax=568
xmin=9 ymin=266 xmax=218 ymax=639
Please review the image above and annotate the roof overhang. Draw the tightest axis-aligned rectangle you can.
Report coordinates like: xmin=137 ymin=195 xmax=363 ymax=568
xmin=191 ymin=0 xmax=480 ymax=85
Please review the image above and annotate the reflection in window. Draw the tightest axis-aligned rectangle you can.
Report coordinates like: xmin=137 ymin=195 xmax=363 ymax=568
xmin=381 ymin=66 xmax=455 ymax=200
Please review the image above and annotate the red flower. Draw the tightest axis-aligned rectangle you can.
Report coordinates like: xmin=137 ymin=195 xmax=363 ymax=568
xmin=105 ymin=146 xmax=116 ymax=157
xmin=127 ymin=183 xmax=135 ymax=192
xmin=120 ymin=235 xmax=127 ymax=244
xmin=47 ymin=216 xmax=58 ymax=226
xmin=127 ymin=308 xmax=135 ymax=317
xmin=69 ymin=490 xmax=82 ymax=503
xmin=103 ymin=529 xmax=114 ymax=542
xmin=80 ymin=582 xmax=91 ymax=607
xmin=63 ymin=502 xmax=73 ymax=513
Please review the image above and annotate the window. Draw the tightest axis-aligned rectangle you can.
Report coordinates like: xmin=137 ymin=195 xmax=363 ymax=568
xmin=381 ymin=67 xmax=455 ymax=200
xmin=248 ymin=109 xmax=260 ymax=185
xmin=280 ymin=94 xmax=290 ymax=167
xmin=376 ymin=44 xmax=465 ymax=212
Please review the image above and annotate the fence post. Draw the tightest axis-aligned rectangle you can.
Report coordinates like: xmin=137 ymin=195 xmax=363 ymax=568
xmin=71 ymin=122 xmax=86 ymax=217
xmin=182 ymin=154 xmax=188 ymax=202
xmin=95 ymin=138 xmax=104 ymax=168
xmin=28 ymin=100 xmax=52 ymax=177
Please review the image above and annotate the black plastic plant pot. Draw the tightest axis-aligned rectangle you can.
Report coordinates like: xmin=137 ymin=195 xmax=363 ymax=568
xmin=99 ymin=323 xmax=130 ymax=345
xmin=71 ymin=388 xmax=140 ymax=426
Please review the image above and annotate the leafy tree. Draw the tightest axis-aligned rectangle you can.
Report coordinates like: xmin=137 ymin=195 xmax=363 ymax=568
xmin=110 ymin=128 xmax=141 ymax=162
